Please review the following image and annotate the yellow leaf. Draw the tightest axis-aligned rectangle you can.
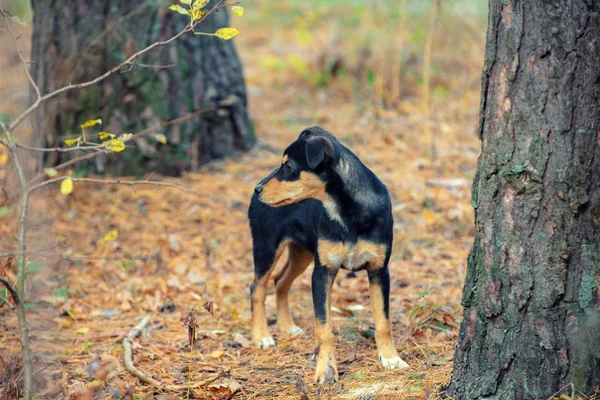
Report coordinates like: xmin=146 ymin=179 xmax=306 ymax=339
xmin=0 ymin=152 xmax=8 ymax=166
xmin=118 ymin=133 xmax=133 ymax=142
xmin=191 ymin=9 xmax=205 ymax=21
xmin=75 ymin=327 xmax=90 ymax=335
xmin=99 ymin=131 xmax=114 ymax=140
xmin=12 ymin=15 xmax=26 ymax=26
xmin=103 ymin=229 xmax=119 ymax=242
xmin=422 ymin=210 xmax=436 ymax=224
xmin=231 ymin=5 xmax=244 ymax=16
xmin=80 ymin=119 xmax=102 ymax=129
xmin=180 ymin=0 xmax=192 ymax=4
xmin=61 ymin=177 xmax=74 ymax=195
xmin=192 ymin=0 xmax=209 ymax=10
xmin=209 ymin=350 xmax=224 ymax=359
xmin=65 ymin=136 xmax=81 ymax=147
xmin=44 ymin=168 xmax=58 ymax=177
xmin=169 ymin=4 xmax=190 ymax=15
xmin=102 ymin=139 xmax=126 ymax=152
xmin=214 ymin=27 xmax=239 ymax=40
xmin=154 ymin=133 xmax=167 ymax=144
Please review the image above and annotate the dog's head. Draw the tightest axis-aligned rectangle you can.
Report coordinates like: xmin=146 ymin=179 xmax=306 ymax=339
xmin=254 ymin=126 xmax=337 ymax=207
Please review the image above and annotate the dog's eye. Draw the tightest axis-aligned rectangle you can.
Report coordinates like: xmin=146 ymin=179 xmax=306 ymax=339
xmin=283 ymin=163 xmax=293 ymax=174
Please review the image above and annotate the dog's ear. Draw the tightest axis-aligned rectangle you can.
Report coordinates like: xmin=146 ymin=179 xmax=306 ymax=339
xmin=299 ymin=126 xmax=328 ymax=139
xmin=305 ymin=136 xmax=334 ymax=169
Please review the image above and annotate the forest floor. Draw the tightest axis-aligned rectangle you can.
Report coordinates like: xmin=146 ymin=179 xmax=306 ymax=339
xmin=1 ymin=1 xmax=487 ymax=398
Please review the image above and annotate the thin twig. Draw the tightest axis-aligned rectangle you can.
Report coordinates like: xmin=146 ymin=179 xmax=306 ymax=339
xmin=0 ymin=9 xmax=41 ymax=100
xmin=123 ymin=316 xmax=160 ymax=386
xmin=13 ymin=144 xmax=104 ymax=153
xmin=27 ymin=176 xmax=201 ymax=196
xmin=127 ymin=62 xmax=177 ymax=71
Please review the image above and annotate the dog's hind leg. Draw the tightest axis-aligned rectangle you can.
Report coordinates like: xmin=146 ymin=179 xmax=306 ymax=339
xmin=273 ymin=243 xmax=313 ymax=337
xmin=251 ymin=241 xmax=288 ymax=349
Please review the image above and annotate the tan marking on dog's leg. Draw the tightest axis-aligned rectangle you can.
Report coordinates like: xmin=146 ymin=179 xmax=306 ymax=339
xmin=313 ymin=272 xmax=338 ymax=384
xmin=251 ymin=241 xmax=288 ymax=348
xmin=369 ymin=280 xmax=409 ymax=369
xmin=314 ymin=322 xmax=338 ymax=384
xmin=275 ymin=244 xmax=312 ymax=336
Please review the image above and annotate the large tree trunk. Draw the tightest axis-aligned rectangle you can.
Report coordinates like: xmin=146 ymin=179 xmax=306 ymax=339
xmin=446 ymin=1 xmax=600 ymax=399
xmin=30 ymin=0 xmax=255 ymax=175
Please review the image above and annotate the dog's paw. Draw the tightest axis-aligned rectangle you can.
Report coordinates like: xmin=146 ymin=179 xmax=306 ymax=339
xmin=314 ymin=356 xmax=338 ymax=384
xmin=287 ymin=326 xmax=304 ymax=336
xmin=379 ymin=354 xmax=409 ymax=370
xmin=258 ymin=337 xmax=276 ymax=349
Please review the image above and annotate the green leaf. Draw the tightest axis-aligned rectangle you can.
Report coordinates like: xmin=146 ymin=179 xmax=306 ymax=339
xmin=0 ymin=205 xmax=12 ymax=219
xmin=44 ymin=168 xmax=58 ymax=177
xmin=169 ymin=4 xmax=190 ymax=15
xmin=409 ymin=305 xmax=424 ymax=315
xmin=73 ymin=168 xmax=88 ymax=179
xmin=12 ymin=15 xmax=26 ymax=26
xmin=180 ymin=0 xmax=192 ymax=4
xmin=54 ymin=287 xmax=68 ymax=297
xmin=366 ymin=69 xmax=376 ymax=85
xmin=415 ymin=290 xmax=429 ymax=300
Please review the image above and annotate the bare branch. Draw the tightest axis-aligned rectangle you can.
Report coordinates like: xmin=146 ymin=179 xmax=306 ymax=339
xmin=13 ymin=143 xmax=105 ymax=153
xmin=0 ymin=8 xmax=41 ymax=100
xmin=28 ymin=176 xmax=201 ymax=196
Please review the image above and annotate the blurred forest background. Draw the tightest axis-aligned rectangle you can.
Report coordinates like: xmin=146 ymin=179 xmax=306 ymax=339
xmin=0 ymin=0 xmax=488 ymax=398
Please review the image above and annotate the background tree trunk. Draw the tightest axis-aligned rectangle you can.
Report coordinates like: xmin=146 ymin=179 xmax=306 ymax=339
xmin=30 ymin=0 xmax=255 ymax=175
xmin=446 ymin=1 xmax=600 ymax=399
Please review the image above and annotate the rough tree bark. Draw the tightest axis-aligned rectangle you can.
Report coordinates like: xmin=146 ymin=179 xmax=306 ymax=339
xmin=445 ymin=1 xmax=600 ymax=399
xmin=30 ymin=0 xmax=255 ymax=175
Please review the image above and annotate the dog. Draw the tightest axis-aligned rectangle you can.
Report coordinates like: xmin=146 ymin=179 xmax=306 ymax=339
xmin=248 ymin=126 xmax=409 ymax=384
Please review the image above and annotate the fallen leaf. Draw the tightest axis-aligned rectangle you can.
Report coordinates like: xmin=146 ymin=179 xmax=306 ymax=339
xmin=209 ymin=350 xmax=224 ymax=359
xmin=102 ymin=229 xmax=118 ymax=242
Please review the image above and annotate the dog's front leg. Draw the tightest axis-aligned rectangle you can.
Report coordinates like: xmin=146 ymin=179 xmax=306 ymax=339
xmin=367 ymin=265 xmax=409 ymax=370
xmin=312 ymin=259 xmax=339 ymax=384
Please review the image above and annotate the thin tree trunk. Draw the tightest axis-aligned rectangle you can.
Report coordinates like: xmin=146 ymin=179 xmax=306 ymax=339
xmin=30 ymin=0 xmax=255 ymax=175
xmin=446 ymin=1 xmax=600 ymax=399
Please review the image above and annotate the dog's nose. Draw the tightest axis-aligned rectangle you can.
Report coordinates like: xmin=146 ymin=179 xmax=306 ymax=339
xmin=254 ymin=185 xmax=263 ymax=195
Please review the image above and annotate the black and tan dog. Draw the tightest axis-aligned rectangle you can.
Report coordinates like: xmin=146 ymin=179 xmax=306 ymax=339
xmin=248 ymin=126 xmax=409 ymax=383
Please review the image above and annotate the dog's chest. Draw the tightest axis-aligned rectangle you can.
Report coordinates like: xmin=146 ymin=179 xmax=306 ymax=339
xmin=318 ymin=239 xmax=387 ymax=270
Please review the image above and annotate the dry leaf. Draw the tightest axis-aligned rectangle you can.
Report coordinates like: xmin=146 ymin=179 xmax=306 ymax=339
xmin=209 ymin=350 xmax=224 ymax=359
